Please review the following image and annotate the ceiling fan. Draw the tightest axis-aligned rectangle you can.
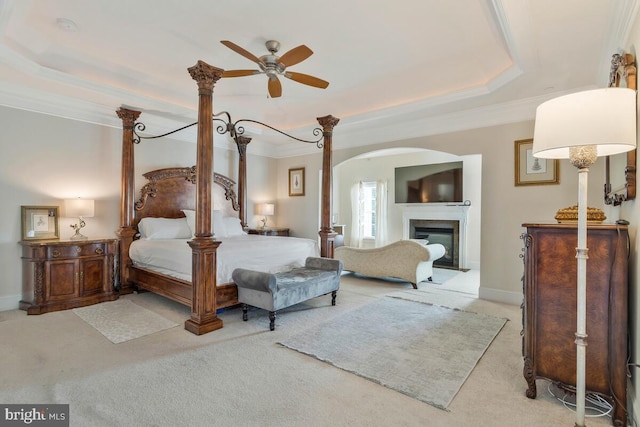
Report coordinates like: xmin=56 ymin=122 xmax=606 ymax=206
xmin=220 ymin=40 xmax=329 ymax=98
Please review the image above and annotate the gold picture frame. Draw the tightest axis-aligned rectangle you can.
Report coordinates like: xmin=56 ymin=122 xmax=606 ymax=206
xmin=21 ymin=206 xmax=60 ymax=241
xmin=514 ymin=139 xmax=559 ymax=186
xmin=289 ymin=167 xmax=305 ymax=197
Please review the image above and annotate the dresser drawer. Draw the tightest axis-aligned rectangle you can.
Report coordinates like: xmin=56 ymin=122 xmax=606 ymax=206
xmin=47 ymin=243 xmax=107 ymax=259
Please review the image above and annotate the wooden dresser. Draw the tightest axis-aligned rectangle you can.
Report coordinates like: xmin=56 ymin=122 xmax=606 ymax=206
xmin=20 ymin=238 xmax=119 ymax=314
xmin=521 ymin=223 xmax=628 ymax=426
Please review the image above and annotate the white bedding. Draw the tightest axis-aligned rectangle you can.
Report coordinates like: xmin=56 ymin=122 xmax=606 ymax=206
xmin=129 ymin=234 xmax=320 ymax=285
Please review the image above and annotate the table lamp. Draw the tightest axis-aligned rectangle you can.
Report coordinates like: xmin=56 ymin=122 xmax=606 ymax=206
xmin=255 ymin=203 xmax=275 ymax=229
xmin=65 ymin=198 xmax=95 ymax=240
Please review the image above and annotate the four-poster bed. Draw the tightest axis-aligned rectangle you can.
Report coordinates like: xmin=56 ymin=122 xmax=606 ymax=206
xmin=115 ymin=60 xmax=339 ymax=335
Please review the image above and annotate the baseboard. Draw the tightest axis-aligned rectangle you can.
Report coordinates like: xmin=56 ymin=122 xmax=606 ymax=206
xmin=0 ymin=294 xmax=21 ymax=312
xmin=478 ymin=286 xmax=522 ymax=306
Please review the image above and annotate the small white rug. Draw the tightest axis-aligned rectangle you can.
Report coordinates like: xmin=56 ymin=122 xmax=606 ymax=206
xmin=73 ymin=299 xmax=178 ymax=344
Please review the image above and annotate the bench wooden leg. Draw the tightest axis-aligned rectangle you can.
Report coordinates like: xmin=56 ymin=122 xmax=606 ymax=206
xmin=242 ymin=304 xmax=248 ymax=321
xmin=331 ymin=290 xmax=337 ymax=306
xmin=269 ymin=311 xmax=276 ymax=331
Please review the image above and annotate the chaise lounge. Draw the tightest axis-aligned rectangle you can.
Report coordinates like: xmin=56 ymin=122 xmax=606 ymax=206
xmin=334 ymin=240 xmax=446 ymax=288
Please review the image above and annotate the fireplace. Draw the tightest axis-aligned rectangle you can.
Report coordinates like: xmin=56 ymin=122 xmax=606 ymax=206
xmin=410 ymin=220 xmax=459 ymax=268
xmin=402 ymin=204 xmax=469 ymax=270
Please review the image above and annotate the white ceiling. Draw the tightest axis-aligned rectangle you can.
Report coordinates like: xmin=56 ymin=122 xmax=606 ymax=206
xmin=0 ymin=0 xmax=637 ymax=157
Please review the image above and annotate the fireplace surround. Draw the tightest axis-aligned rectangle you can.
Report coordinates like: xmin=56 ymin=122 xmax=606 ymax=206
xmin=402 ymin=204 xmax=469 ymax=269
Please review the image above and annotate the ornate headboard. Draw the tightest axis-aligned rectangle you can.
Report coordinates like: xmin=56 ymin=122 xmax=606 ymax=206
xmin=133 ymin=166 xmax=239 ymax=229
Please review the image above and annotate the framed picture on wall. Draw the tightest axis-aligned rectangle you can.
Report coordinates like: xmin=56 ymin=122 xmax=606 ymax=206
xmin=289 ymin=167 xmax=305 ymax=196
xmin=21 ymin=206 xmax=60 ymax=241
xmin=514 ymin=138 xmax=560 ymax=186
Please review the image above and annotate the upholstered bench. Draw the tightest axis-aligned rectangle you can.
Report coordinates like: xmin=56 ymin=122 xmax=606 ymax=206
xmin=232 ymin=257 xmax=343 ymax=331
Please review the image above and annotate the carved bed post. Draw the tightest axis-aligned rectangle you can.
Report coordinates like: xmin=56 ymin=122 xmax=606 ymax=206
xmin=185 ymin=60 xmax=224 ymax=335
xmin=115 ymin=107 xmax=141 ymax=293
xmin=235 ymin=135 xmax=251 ymax=228
xmin=317 ymin=115 xmax=340 ymax=258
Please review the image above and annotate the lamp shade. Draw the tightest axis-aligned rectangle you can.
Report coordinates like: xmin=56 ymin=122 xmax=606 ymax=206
xmin=533 ymin=88 xmax=636 ymax=159
xmin=65 ymin=198 xmax=95 ymax=218
xmin=255 ymin=203 xmax=275 ymax=216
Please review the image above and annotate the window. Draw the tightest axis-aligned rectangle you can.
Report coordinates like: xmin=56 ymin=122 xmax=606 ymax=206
xmin=362 ymin=181 xmax=376 ymax=238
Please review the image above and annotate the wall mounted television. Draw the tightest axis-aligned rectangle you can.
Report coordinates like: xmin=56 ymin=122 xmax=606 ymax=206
xmin=394 ymin=161 xmax=463 ymax=203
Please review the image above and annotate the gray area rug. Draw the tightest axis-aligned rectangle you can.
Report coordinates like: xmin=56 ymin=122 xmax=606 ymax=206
xmin=73 ymin=299 xmax=178 ymax=343
xmin=278 ymin=296 xmax=506 ymax=410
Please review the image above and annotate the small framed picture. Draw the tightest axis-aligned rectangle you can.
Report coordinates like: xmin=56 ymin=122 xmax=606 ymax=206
xmin=21 ymin=206 xmax=60 ymax=241
xmin=289 ymin=167 xmax=305 ymax=197
xmin=514 ymin=139 xmax=560 ymax=186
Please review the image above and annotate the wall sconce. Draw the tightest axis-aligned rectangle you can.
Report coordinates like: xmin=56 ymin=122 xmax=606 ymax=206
xmin=255 ymin=203 xmax=275 ymax=230
xmin=65 ymin=198 xmax=95 ymax=240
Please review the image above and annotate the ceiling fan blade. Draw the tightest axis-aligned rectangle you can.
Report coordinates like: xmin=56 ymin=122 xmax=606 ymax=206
xmin=285 ymin=72 xmax=329 ymax=89
xmin=220 ymin=40 xmax=262 ymax=65
xmin=278 ymin=45 xmax=313 ymax=67
xmin=222 ymin=69 xmax=260 ymax=78
xmin=268 ymin=77 xmax=282 ymax=98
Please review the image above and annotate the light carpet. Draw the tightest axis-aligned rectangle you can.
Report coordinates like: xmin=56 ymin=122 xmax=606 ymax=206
xmin=72 ymin=299 xmax=178 ymax=344
xmin=278 ymin=296 xmax=506 ymax=410
xmin=428 ymin=267 xmax=461 ymax=284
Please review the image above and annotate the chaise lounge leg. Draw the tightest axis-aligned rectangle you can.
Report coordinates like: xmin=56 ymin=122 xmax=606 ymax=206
xmin=411 ymin=282 xmax=418 ymax=289
xmin=242 ymin=304 xmax=248 ymax=321
xmin=269 ymin=311 xmax=276 ymax=331
xmin=331 ymin=290 xmax=337 ymax=306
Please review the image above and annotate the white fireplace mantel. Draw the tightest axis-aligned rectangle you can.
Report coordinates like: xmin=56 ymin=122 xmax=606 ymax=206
xmin=401 ymin=204 xmax=470 ymax=269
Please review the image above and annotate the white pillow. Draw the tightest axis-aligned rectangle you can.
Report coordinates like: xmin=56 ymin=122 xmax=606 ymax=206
xmin=181 ymin=209 xmax=227 ymax=237
xmin=213 ymin=210 xmax=227 ymax=237
xmin=223 ymin=216 xmax=246 ymax=236
xmin=181 ymin=209 xmax=195 ymax=235
xmin=138 ymin=217 xmax=192 ymax=240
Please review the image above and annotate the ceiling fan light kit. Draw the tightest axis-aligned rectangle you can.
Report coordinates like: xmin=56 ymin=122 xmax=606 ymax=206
xmin=221 ymin=39 xmax=329 ymax=98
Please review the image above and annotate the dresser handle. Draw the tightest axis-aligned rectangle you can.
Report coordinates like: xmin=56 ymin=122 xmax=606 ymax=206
xmin=76 ymin=247 xmax=82 ymax=254
xmin=95 ymin=247 xmax=104 ymax=255
xmin=52 ymin=249 xmax=61 ymax=258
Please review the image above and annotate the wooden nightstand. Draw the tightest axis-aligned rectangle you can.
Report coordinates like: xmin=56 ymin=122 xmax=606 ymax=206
xmin=19 ymin=238 xmax=119 ymax=315
xmin=246 ymin=227 xmax=290 ymax=237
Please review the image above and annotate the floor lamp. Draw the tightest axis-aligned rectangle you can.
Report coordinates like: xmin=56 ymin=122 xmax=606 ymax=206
xmin=532 ymin=87 xmax=636 ymax=427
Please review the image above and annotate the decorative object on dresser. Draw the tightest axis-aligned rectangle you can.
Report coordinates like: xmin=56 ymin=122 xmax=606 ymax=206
xmin=21 ymin=206 xmax=60 ymax=241
xmin=521 ymin=224 xmax=629 ymax=426
xmin=288 ymin=167 xmax=305 ymax=196
xmin=65 ymin=198 xmax=95 ymax=240
xmin=554 ymin=205 xmax=606 ymax=224
xmin=255 ymin=203 xmax=275 ymax=229
xmin=532 ymin=87 xmax=636 ymax=427
xmin=246 ymin=227 xmax=289 ymax=237
xmin=19 ymin=238 xmax=118 ymax=315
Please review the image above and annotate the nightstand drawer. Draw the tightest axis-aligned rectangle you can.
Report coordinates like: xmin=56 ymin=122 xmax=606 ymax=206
xmin=47 ymin=243 xmax=107 ymax=259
